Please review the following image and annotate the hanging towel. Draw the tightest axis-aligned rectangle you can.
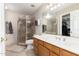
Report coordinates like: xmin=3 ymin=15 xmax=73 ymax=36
xmin=9 ymin=22 xmax=13 ymax=34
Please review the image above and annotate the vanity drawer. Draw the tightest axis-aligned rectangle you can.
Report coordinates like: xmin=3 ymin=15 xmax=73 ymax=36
xmin=44 ymin=42 xmax=60 ymax=55
xmin=38 ymin=40 xmax=44 ymax=45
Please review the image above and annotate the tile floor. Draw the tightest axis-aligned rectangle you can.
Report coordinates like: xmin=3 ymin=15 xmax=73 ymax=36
xmin=6 ymin=44 xmax=36 ymax=56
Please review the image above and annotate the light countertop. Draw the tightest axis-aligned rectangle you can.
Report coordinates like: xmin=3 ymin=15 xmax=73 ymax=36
xmin=33 ymin=34 xmax=79 ymax=55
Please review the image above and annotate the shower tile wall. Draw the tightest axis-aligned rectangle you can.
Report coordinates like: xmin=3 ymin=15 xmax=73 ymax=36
xmin=26 ymin=16 xmax=35 ymax=40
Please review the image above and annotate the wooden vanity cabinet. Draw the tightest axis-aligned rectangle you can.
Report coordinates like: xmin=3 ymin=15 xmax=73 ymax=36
xmin=44 ymin=42 xmax=60 ymax=56
xmin=33 ymin=38 xmax=38 ymax=47
xmin=33 ymin=38 xmax=78 ymax=56
xmin=38 ymin=39 xmax=49 ymax=56
xmin=62 ymin=50 xmax=76 ymax=56
xmin=33 ymin=38 xmax=39 ymax=55
xmin=38 ymin=40 xmax=44 ymax=45
xmin=33 ymin=38 xmax=49 ymax=56
xmin=50 ymin=51 xmax=58 ymax=56
xmin=38 ymin=44 xmax=49 ymax=56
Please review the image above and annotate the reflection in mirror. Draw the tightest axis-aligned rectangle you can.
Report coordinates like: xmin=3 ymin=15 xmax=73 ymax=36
xmin=43 ymin=18 xmax=57 ymax=35
xmin=62 ymin=14 xmax=70 ymax=36
xmin=42 ymin=24 xmax=47 ymax=33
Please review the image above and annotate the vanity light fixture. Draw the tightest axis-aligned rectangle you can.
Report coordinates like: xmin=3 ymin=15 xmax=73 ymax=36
xmin=50 ymin=4 xmax=62 ymax=11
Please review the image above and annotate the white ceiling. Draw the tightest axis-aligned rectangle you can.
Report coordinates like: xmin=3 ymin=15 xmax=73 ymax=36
xmin=5 ymin=3 xmax=43 ymax=15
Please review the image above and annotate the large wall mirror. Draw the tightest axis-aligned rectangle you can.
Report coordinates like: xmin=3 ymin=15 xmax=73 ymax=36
xmin=41 ymin=3 xmax=79 ymax=38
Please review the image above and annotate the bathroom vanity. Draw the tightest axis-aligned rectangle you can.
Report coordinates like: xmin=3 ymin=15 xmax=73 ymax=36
xmin=33 ymin=34 xmax=79 ymax=56
xmin=33 ymin=6 xmax=79 ymax=56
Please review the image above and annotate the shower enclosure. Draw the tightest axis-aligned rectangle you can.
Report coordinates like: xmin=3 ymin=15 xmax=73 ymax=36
xmin=17 ymin=16 xmax=35 ymax=45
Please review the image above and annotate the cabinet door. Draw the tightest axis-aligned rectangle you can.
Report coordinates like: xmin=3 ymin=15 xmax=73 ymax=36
xmin=44 ymin=42 xmax=60 ymax=55
xmin=70 ymin=10 xmax=79 ymax=37
xmin=38 ymin=44 xmax=49 ymax=56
